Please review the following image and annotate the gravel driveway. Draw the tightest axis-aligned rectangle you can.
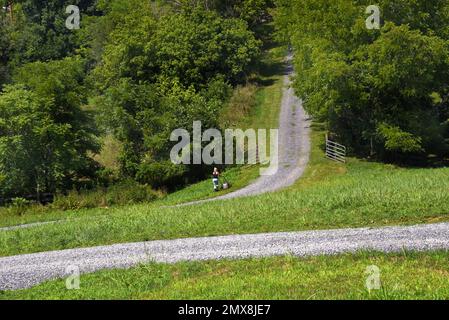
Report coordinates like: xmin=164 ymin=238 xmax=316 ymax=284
xmin=178 ymin=53 xmax=311 ymax=206
xmin=1 ymin=222 xmax=448 ymax=290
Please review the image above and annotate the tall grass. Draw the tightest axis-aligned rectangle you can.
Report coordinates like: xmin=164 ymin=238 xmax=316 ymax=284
xmin=52 ymin=181 xmax=162 ymax=211
xmin=220 ymin=84 xmax=258 ymax=128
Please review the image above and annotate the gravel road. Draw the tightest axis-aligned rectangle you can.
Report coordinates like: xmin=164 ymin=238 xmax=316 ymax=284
xmin=2 ymin=57 xmax=446 ymax=292
xmin=1 ymin=222 xmax=448 ymax=290
xmin=0 ymin=221 xmax=57 ymax=232
xmin=0 ymin=54 xmax=309 ymax=231
xmin=177 ymin=53 xmax=311 ymax=206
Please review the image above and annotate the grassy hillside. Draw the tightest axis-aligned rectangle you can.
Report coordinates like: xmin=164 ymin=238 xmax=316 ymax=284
xmin=0 ymin=124 xmax=448 ymax=257
xmin=2 ymin=1 xmax=448 ymax=302
xmin=0 ymin=43 xmax=285 ymax=228
xmin=2 ymin=251 xmax=449 ymax=300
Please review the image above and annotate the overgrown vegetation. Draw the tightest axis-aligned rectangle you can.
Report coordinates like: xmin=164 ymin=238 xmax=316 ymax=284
xmin=275 ymin=0 xmax=449 ymax=162
xmin=0 ymin=0 xmax=272 ymax=202
xmin=51 ymin=180 xmax=163 ymax=210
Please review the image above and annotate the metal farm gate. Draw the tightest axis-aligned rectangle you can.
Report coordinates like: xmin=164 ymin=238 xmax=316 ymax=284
xmin=325 ymin=134 xmax=346 ymax=163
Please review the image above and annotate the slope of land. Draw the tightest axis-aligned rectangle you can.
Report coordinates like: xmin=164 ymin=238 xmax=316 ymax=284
xmin=4 ymin=251 xmax=448 ymax=300
xmin=177 ymin=53 xmax=311 ymax=205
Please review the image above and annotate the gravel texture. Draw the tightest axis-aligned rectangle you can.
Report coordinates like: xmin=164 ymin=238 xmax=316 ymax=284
xmin=1 ymin=222 xmax=448 ymax=290
xmin=177 ymin=53 xmax=311 ymax=206
xmin=0 ymin=221 xmax=57 ymax=232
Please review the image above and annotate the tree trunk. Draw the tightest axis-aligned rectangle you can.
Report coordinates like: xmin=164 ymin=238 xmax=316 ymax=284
xmin=8 ymin=1 xmax=13 ymax=22
xmin=36 ymin=181 xmax=41 ymax=203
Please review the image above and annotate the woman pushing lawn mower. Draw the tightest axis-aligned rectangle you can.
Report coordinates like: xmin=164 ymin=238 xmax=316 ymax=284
xmin=212 ymin=167 xmax=220 ymax=192
xmin=212 ymin=167 xmax=230 ymax=192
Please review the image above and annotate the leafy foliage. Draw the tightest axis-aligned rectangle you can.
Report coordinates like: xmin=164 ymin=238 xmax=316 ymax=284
xmin=170 ymin=0 xmax=274 ymax=28
xmin=90 ymin=3 xmax=260 ymax=187
xmin=0 ymin=0 xmax=264 ymax=198
xmin=0 ymin=57 xmax=99 ymax=199
xmin=275 ymin=0 xmax=449 ymax=160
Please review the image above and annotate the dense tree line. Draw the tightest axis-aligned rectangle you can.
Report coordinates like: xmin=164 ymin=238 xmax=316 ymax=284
xmin=275 ymin=0 xmax=449 ymax=162
xmin=0 ymin=0 xmax=268 ymax=199
xmin=3 ymin=0 xmax=447 ymax=201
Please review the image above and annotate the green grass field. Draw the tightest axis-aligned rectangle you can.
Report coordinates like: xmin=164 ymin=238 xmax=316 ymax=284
xmin=2 ymin=6 xmax=448 ymax=302
xmin=2 ymin=251 xmax=448 ymax=300
xmin=0 ymin=126 xmax=448 ymax=257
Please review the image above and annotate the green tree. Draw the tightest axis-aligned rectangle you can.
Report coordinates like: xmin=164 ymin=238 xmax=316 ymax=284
xmin=275 ymin=0 xmax=449 ymax=160
xmin=153 ymin=9 xmax=261 ymax=87
xmin=89 ymin=3 xmax=258 ymax=187
xmin=8 ymin=0 xmax=98 ymax=65
xmin=0 ymin=2 xmax=14 ymax=86
xmin=353 ymin=24 xmax=448 ymax=155
xmin=0 ymin=57 xmax=99 ymax=198
xmin=0 ymin=84 xmax=97 ymax=199
xmin=170 ymin=0 xmax=273 ymax=27
xmin=92 ymin=5 xmax=260 ymax=89
xmin=0 ymin=86 xmax=44 ymax=198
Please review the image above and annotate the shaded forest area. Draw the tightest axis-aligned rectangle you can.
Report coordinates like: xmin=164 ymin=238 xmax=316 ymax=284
xmin=0 ymin=0 xmax=273 ymax=202
xmin=1 ymin=0 xmax=448 ymax=205
xmin=275 ymin=0 xmax=449 ymax=164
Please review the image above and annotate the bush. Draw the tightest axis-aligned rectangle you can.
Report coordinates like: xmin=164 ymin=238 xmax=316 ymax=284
xmin=0 ymin=198 xmax=48 ymax=217
xmin=52 ymin=181 xmax=162 ymax=211
xmin=220 ymin=84 xmax=257 ymax=128
xmin=106 ymin=181 xmax=161 ymax=206
xmin=7 ymin=198 xmax=31 ymax=216
xmin=136 ymin=162 xmax=187 ymax=189
xmin=52 ymin=190 xmax=102 ymax=211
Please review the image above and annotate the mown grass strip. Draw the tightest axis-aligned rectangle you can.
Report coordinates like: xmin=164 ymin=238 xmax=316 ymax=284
xmin=2 ymin=251 xmax=449 ymax=300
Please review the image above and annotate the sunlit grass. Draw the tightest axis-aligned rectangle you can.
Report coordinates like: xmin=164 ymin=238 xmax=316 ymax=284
xmin=158 ymin=165 xmax=260 ymax=206
xmin=2 ymin=251 xmax=448 ymax=300
xmin=0 ymin=152 xmax=448 ymax=257
xmin=0 ymin=45 xmax=448 ymax=259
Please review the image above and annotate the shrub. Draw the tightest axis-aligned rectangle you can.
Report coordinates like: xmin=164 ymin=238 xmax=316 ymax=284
xmin=105 ymin=180 xmax=161 ymax=206
xmin=220 ymin=84 xmax=258 ymax=128
xmin=52 ymin=190 xmax=103 ymax=211
xmin=136 ymin=162 xmax=187 ymax=189
xmin=8 ymin=197 xmax=30 ymax=216
xmin=52 ymin=180 xmax=162 ymax=211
